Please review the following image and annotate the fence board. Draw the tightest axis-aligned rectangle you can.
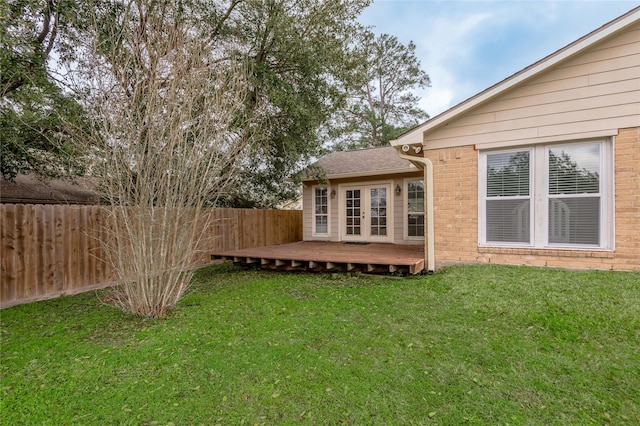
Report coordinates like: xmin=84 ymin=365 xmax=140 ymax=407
xmin=2 ymin=205 xmax=17 ymax=301
xmin=1 ymin=205 xmax=302 ymax=307
xmin=42 ymin=204 xmax=55 ymax=295
xmin=21 ymin=204 xmax=35 ymax=299
xmin=15 ymin=205 xmax=27 ymax=299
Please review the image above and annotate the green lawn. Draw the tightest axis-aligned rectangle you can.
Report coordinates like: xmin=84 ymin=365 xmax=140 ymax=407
xmin=1 ymin=264 xmax=639 ymax=425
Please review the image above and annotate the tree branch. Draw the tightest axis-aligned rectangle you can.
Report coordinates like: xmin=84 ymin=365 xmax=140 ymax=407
xmin=44 ymin=5 xmax=60 ymax=56
xmin=206 ymin=0 xmax=243 ymax=47
xmin=37 ymin=0 xmax=54 ymax=44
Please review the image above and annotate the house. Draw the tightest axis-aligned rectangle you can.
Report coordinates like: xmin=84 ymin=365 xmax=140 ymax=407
xmin=301 ymin=146 xmax=425 ymax=245
xmin=303 ymin=6 xmax=640 ymax=272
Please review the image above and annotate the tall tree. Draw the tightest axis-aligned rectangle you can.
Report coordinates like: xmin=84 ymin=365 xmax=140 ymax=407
xmin=332 ymin=32 xmax=430 ymax=150
xmin=212 ymin=0 xmax=371 ymax=207
xmin=0 ymin=0 xmax=88 ymax=181
xmin=3 ymin=0 xmax=374 ymax=205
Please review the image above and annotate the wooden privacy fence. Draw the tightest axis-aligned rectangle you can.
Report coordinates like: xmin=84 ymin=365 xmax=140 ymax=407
xmin=1 ymin=205 xmax=302 ymax=307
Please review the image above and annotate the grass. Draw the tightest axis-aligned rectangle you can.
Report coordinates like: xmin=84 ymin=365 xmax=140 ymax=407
xmin=1 ymin=263 xmax=639 ymax=425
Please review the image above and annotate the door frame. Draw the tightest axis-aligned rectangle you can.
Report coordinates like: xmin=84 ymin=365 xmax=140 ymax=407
xmin=338 ymin=181 xmax=394 ymax=243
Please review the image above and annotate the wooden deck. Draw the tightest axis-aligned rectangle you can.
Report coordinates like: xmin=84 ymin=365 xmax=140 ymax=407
xmin=211 ymin=241 xmax=425 ymax=275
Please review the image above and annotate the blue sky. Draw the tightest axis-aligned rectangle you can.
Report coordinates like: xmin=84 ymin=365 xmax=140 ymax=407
xmin=359 ymin=0 xmax=639 ymax=117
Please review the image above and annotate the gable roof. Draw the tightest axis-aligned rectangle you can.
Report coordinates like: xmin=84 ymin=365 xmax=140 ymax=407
xmin=302 ymin=146 xmax=416 ymax=181
xmin=393 ymin=6 xmax=640 ymax=146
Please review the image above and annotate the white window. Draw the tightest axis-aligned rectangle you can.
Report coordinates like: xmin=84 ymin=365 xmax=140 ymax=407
xmin=484 ymin=149 xmax=532 ymax=244
xmin=547 ymin=144 xmax=601 ymax=245
xmin=313 ymin=186 xmax=329 ymax=235
xmin=479 ymin=140 xmax=612 ymax=249
xmin=406 ymin=179 xmax=424 ymax=238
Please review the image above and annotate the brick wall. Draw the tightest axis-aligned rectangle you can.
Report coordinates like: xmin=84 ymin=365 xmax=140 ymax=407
xmin=424 ymin=127 xmax=640 ymax=271
xmin=613 ymin=127 xmax=640 ymax=270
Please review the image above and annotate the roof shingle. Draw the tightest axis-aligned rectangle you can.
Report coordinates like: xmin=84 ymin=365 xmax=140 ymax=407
xmin=302 ymin=146 xmax=415 ymax=180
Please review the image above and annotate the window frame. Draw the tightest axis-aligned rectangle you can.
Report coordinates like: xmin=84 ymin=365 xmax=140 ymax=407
xmin=312 ymin=185 xmax=330 ymax=236
xmin=404 ymin=178 xmax=425 ymax=240
xmin=478 ymin=139 xmax=613 ymax=250
xmin=479 ymin=147 xmax=534 ymax=247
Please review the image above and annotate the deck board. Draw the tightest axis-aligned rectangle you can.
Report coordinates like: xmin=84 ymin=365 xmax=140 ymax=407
xmin=212 ymin=241 xmax=425 ymax=274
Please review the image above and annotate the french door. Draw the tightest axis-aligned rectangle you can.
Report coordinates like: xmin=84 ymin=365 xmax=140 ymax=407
xmin=342 ymin=184 xmax=392 ymax=242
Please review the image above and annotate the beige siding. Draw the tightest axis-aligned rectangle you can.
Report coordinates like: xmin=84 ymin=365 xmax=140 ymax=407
xmin=393 ymin=177 xmax=404 ymax=243
xmin=302 ymin=184 xmax=313 ymax=240
xmin=424 ymin=23 xmax=640 ymax=149
xmin=330 ymin=185 xmax=340 ymax=241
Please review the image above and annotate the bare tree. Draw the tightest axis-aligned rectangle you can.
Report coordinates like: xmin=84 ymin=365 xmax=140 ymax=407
xmin=76 ymin=1 xmax=254 ymax=317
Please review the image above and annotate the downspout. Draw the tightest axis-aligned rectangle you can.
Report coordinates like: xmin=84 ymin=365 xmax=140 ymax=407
xmin=395 ymin=147 xmax=435 ymax=274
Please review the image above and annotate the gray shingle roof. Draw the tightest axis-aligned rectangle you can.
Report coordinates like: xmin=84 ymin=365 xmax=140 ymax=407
xmin=302 ymin=146 xmax=415 ymax=180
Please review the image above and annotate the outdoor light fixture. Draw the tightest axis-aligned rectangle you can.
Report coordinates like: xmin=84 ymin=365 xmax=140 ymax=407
xmin=330 ymin=189 xmax=336 ymax=198
xmin=402 ymin=144 xmax=422 ymax=154
xmin=395 ymin=184 xmax=402 ymax=195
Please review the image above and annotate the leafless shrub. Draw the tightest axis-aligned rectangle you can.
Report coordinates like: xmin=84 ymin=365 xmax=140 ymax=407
xmin=79 ymin=1 xmax=253 ymax=317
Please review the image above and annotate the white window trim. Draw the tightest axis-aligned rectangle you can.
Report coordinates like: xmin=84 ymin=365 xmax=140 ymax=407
xmin=311 ymin=185 xmax=330 ymax=237
xmin=403 ymin=177 xmax=425 ymax=241
xmin=478 ymin=146 xmax=534 ymax=247
xmin=541 ymin=141 xmax=612 ymax=249
xmin=478 ymin=139 xmax=613 ymax=250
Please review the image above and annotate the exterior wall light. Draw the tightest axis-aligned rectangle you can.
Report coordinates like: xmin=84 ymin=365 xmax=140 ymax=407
xmin=395 ymin=184 xmax=402 ymax=195
xmin=330 ymin=189 xmax=336 ymax=198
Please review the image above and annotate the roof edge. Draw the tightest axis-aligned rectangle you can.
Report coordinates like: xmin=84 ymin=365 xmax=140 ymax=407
xmin=301 ymin=167 xmax=420 ymax=182
xmin=392 ymin=6 xmax=640 ymax=146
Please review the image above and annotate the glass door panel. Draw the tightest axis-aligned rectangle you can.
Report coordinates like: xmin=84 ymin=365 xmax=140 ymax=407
xmin=345 ymin=189 xmax=361 ymax=236
xmin=369 ymin=187 xmax=387 ymax=236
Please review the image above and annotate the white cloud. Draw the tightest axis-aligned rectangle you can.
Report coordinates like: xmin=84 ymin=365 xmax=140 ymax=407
xmin=361 ymin=3 xmax=493 ymax=116
xmin=360 ymin=0 xmax=638 ymax=117
xmin=414 ymin=11 xmax=492 ymax=116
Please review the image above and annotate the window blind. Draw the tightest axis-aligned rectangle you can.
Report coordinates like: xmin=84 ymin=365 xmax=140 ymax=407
xmin=485 ymin=151 xmax=531 ymax=244
xmin=548 ymin=144 xmax=600 ymax=195
xmin=486 ymin=151 xmax=530 ymax=197
xmin=548 ymin=143 xmax=601 ymax=245
xmin=548 ymin=198 xmax=600 ymax=245
xmin=487 ymin=199 xmax=530 ymax=243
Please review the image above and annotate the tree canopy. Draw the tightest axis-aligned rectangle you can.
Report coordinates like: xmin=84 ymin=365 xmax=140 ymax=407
xmin=331 ymin=32 xmax=430 ymax=150
xmin=66 ymin=0 xmax=373 ymax=207
xmin=212 ymin=0 xmax=371 ymax=207
xmin=1 ymin=0 xmax=88 ymax=181
xmin=2 ymin=0 xmax=434 ymax=207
